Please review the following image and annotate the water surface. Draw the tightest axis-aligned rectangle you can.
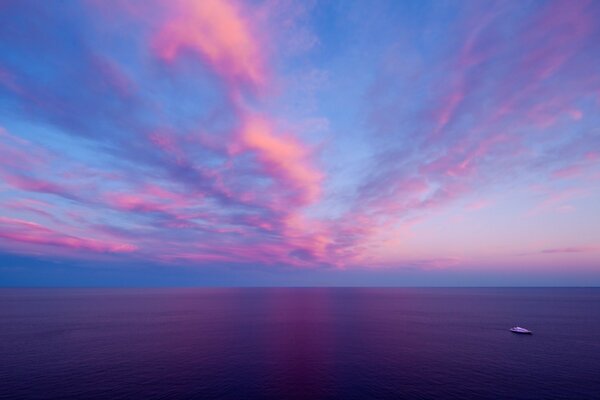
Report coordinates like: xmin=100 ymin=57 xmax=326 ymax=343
xmin=1 ymin=288 xmax=599 ymax=399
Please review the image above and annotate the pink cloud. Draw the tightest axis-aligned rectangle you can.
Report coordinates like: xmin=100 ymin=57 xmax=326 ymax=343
xmin=90 ymin=55 xmax=136 ymax=99
xmin=527 ymin=187 xmax=587 ymax=217
xmin=0 ymin=67 xmax=25 ymax=96
xmin=148 ymin=130 xmax=187 ymax=164
xmin=552 ymin=165 xmax=582 ymax=180
xmin=520 ymin=1 xmax=594 ymax=81
xmin=2 ymin=198 xmax=58 ymax=221
xmin=569 ymin=109 xmax=583 ymax=120
xmin=0 ymin=216 xmax=137 ymax=254
xmin=0 ymin=128 xmax=50 ymax=168
xmin=1 ymin=172 xmax=76 ymax=200
xmin=422 ymin=133 xmax=511 ymax=178
xmin=106 ymin=193 xmax=167 ymax=213
xmin=153 ymin=0 xmax=266 ymax=90
xmin=585 ymin=152 xmax=599 ymax=162
xmin=428 ymin=89 xmax=465 ymax=140
xmin=103 ymin=184 xmax=197 ymax=221
xmin=466 ymin=199 xmax=493 ymax=211
xmin=236 ymin=115 xmax=323 ymax=206
xmin=413 ymin=257 xmax=462 ymax=270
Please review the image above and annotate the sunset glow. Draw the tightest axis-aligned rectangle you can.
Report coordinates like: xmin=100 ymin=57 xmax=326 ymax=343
xmin=1 ymin=0 xmax=599 ymax=285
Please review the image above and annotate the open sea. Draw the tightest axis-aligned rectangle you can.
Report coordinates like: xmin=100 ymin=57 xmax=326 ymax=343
xmin=1 ymin=288 xmax=599 ymax=399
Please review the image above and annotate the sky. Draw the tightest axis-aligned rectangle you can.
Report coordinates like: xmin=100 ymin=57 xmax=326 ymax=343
xmin=1 ymin=0 xmax=599 ymax=286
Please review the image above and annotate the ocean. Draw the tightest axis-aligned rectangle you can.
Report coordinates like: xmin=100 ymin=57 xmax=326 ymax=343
xmin=1 ymin=288 xmax=599 ymax=399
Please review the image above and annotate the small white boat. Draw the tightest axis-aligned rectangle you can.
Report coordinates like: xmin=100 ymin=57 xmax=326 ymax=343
xmin=510 ymin=326 xmax=532 ymax=334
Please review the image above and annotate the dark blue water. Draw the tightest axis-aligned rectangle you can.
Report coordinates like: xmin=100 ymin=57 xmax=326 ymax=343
xmin=1 ymin=288 xmax=599 ymax=399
